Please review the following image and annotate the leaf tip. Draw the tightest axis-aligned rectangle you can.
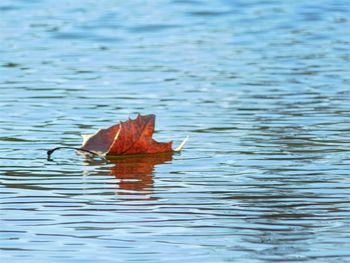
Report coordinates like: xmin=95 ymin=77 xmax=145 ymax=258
xmin=174 ymin=136 xmax=189 ymax=152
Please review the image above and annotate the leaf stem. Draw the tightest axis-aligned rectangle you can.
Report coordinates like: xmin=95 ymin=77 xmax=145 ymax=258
xmin=47 ymin=147 xmax=99 ymax=161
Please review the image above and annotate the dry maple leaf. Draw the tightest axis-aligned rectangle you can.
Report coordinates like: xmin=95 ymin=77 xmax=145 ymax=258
xmin=47 ymin=114 xmax=188 ymax=160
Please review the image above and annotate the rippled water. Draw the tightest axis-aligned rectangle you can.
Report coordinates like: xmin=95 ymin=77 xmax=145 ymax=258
xmin=1 ymin=0 xmax=350 ymax=262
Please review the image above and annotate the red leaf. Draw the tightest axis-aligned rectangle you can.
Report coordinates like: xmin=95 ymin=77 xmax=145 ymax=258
xmin=81 ymin=114 xmax=174 ymax=156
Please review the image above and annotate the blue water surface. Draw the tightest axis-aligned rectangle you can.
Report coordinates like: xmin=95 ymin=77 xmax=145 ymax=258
xmin=1 ymin=0 xmax=350 ymax=262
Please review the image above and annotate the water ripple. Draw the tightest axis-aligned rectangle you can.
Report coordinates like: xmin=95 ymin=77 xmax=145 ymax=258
xmin=1 ymin=0 xmax=350 ymax=262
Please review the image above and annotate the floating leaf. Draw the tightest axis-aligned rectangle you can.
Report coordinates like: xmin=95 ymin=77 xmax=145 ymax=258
xmin=47 ymin=114 xmax=188 ymax=160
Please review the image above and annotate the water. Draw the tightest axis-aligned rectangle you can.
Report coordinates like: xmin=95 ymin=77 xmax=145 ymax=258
xmin=1 ymin=0 xmax=350 ymax=262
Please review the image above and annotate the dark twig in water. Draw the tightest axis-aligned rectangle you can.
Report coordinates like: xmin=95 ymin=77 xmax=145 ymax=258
xmin=47 ymin=147 xmax=99 ymax=161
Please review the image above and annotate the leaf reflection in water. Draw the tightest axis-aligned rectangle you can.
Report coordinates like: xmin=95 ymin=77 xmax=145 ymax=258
xmin=87 ymin=153 xmax=173 ymax=198
xmin=110 ymin=153 xmax=172 ymax=194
